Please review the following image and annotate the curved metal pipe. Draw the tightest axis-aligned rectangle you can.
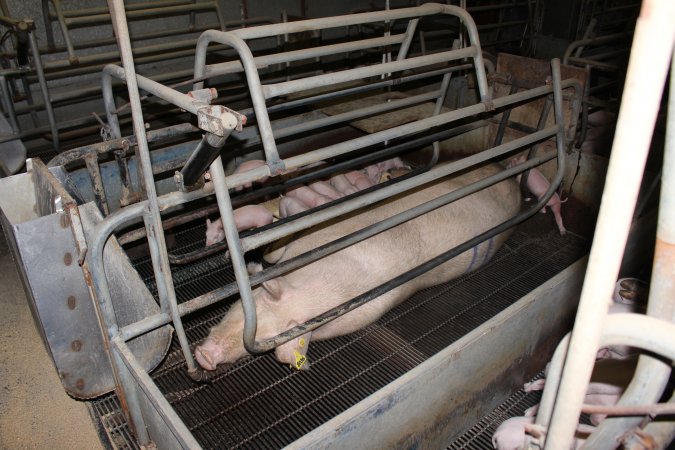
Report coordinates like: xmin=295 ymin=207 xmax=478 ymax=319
xmin=194 ymin=30 xmax=282 ymax=172
xmin=582 ymin=32 xmax=675 ymax=449
xmin=237 ymin=58 xmax=568 ymax=355
xmin=544 ymin=0 xmax=675 ymax=446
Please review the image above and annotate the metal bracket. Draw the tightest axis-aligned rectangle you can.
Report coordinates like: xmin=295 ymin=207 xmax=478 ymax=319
xmin=187 ymin=87 xmax=218 ymax=104
xmin=197 ymin=105 xmax=246 ymax=135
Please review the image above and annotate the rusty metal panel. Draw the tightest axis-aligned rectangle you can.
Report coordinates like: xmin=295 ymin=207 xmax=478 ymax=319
xmin=0 ymin=166 xmax=172 ymax=398
xmin=493 ymin=52 xmax=587 ymax=131
xmin=8 ymin=212 xmax=111 ymax=397
xmin=286 ymin=257 xmax=587 ymax=450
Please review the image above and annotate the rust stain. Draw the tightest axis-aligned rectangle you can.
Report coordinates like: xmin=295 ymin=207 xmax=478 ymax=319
xmin=75 ymin=378 xmax=85 ymax=390
xmin=59 ymin=213 xmax=70 ymax=229
xmin=63 ymin=252 xmax=73 ymax=266
xmin=71 ymin=340 xmax=83 ymax=352
xmin=67 ymin=295 xmax=77 ymax=310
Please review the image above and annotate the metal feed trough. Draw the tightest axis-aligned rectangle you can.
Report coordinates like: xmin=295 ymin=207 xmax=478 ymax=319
xmin=0 ymin=3 xmax=590 ymax=448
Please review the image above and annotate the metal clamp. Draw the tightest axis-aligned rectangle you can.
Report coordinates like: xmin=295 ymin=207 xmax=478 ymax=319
xmin=196 ymin=104 xmax=245 ymax=135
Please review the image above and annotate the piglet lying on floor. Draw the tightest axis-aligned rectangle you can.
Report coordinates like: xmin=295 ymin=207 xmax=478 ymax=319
xmin=508 ymin=155 xmax=567 ymax=236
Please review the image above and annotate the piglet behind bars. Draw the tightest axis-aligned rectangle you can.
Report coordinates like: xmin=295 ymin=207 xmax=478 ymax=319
xmin=508 ymin=155 xmax=567 ymax=235
xmin=195 ymin=164 xmax=520 ymax=371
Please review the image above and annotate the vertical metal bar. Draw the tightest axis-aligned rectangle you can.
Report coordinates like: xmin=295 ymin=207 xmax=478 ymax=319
xmin=207 ymin=155 xmax=259 ymax=353
xmin=550 ymin=59 xmax=567 ymax=195
xmin=85 ymin=202 xmax=151 ymax=445
xmin=395 ymin=18 xmax=419 ymax=62
xmin=429 ymin=71 xmax=453 ymax=166
xmin=0 ymin=0 xmax=9 ymax=15
xmin=282 ymin=9 xmax=290 ymax=82
xmin=417 ymin=0 xmax=427 ymax=56
xmin=50 ymin=0 xmax=77 ymax=64
xmin=544 ymin=1 xmax=675 ymax=447
xmin=582 ymin=45 xmax=675 ymax=450
xmin=84 ymin=153 xmax=110 ymax=216
xmin=20 ymin=77 xmax=40 ymax=127
xmin=381 ymin=0 xmax=391 ymax=80
xmin=214 ymin=0 xmax=226 ymax=31
xmin=0 ymin=75 xmax=19 ymax=132
xmin=41 ymin=0 xmax=56 ymax=50
xmin=27 ymin=30 xmax=59 ymax=151
xmin=188 ymin=0 xmax=195 ymax=30
xmin=110 ymin=345 xmax=151 ymax=445
xmin=101 ymin=71 xmax=122 ymax=139
xmin=439 ymin=4 xmax=490 ymax=103
xmin=194 ymin=31 xmax=283 ymax=172
xmin=106 ymin=0 xmax=199 ymax=383
xmin=112 ymin=338 xmax=203 ymax=449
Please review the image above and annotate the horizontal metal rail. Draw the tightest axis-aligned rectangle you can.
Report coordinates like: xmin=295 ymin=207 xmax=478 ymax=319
xmin=237 ymin=64 xmax=474 ymax=119
xmin=230 ymin=57 xmax=569 ymax=359
xmin=203 ymin=33 xmax=408 ymax=79
xmin=193 ymin=3 xmax=490 ymax=172
xmin=119 ymin=128 xmax=556 ymax=342
xmin=262 ymin=46 xmax=476 ymax=99
xmin=221 ymin=78 xmax=580 ymax=193
xmin=64 ymin=3 xmax=221 ymax=27
xmin=54 ymin=0 xmax=190 ymax=17
xmin=47 ymin=123 xmax=199 ymax=167
xmin=114 ymin=68 xmax=577 ymax=342
xmin=563 ymin=32 xmax=632 ymax=64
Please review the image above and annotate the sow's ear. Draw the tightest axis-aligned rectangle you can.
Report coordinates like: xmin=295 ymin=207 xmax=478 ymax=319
xmin=275 ymin=330 xmax=312 ymax=371
xmin=261 ymin=277 xmax=290 ymax=301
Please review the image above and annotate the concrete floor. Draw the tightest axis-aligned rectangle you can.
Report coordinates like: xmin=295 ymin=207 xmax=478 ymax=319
xmin=0 ymin=225 xmax=104 ymax=449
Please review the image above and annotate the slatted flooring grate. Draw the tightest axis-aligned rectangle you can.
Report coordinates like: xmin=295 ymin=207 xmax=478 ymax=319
xmin=90 ymin=213 xmax=589 ymax=449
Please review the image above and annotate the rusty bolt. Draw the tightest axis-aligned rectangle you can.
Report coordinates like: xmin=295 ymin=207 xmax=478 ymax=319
xmin=71 ymin=340 xmax=83 ymax=352
xmin=59 ymin=213 xmax=70 ymax=229
xmin=64 ymin=252 xmax=73 ymax=266
xmin=67 ymin=296 xmax=77 ymax=310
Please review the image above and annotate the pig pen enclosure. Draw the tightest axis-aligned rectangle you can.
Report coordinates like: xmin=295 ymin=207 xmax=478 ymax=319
xmin=0 ymin=1 xmax=668 ymax=449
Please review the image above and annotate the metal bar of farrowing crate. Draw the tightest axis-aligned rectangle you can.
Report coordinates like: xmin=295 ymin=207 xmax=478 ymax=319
xmin=220 ymin=79 xmax=579 ymax=227
xmin=579 ymin=33 xmax=675 ymax=449
xmin=105 ymin=0 xmax=200 ymax=387
xmin=119 ymin=126 xmax=555 ymax=341
xmin=203 ymin=34 xmax=408 ymax=79
xmin=193 ymin=3 xmax=491 ymax=173
xmin=240 ymin=144 xmax=567 ymax=354
xmin=544 ymin=1 xmax=675 ymax=445
xmin=66 ymin=2 xmax=219 ymax=27
xmin=122 ymin=121 xmax=487 ymax=252
xmin=111 ymin=337 xmax=203 ymax=449
xmin=237 ymin=64 xmax=474 ymax=119
xmin=239 ymin=60 xmax=576 ymax=355
xmin=262 ymin=46 xmax=477 ymax=99
xmin=562 ymin=32 xmax=632 ymax=64
xmin=27 ymin=29 xmax=59 ymax=151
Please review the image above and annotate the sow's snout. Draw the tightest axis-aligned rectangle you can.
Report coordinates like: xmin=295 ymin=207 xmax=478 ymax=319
xmin=195 ymin=341 xmax=228 ymax=371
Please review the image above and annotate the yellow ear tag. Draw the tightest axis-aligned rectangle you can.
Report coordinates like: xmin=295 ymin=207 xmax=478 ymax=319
xmin=293 ymin=350 xmax=307 ymax=370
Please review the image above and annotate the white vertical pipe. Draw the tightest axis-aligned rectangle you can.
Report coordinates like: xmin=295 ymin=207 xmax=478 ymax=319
xmin=544 ymin=0 xmax=675 ymax=447
xmin=585 ymin=43 xmax=675 ymax=450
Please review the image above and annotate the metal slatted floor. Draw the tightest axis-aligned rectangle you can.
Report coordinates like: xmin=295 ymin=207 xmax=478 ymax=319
xmin=447 ymin=373 xmax=545 ymax=449
xmin=90 ymin=212 xmax=590 ymax=449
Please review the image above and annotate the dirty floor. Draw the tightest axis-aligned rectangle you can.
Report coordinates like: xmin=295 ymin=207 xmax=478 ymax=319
xmin=0 ymin=225 xmax=103 ymax=449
